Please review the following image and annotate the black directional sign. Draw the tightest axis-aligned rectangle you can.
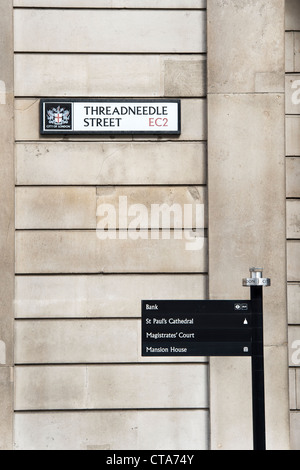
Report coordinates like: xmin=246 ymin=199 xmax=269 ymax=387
xmin=142 ymin=300 xmax=253 ymax=357
xmin=141 ymin=270 xmax=270 ymax=451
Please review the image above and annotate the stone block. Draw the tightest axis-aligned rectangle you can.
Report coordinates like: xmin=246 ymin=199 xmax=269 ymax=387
xmin=286 ymin=0 xmax=300 ymax=31
xmin=297 ymin=369 xmax=300 ymax=410
xmin=16 ymin=187 xmax=96 ymax=229
xmin=14 ymin=9 xmax=206 ymax=53
xmin=286 ymin=158 xmax=300 ymax=196
xmin=15 ymin=231 xmax=208 ymax=274
xmin=207 ymin=0 xmax=284 ymax=93
xmin=15 ymin=54 xmax=164 ymax=98
xmin=15 ymin=54 xmax=206 ymax=98
xmin=164 ymin=57 xmax=206 ymax=97
xmin=16 ymin=141 xmax=206 ymax=186
xmin=295 ymin=33 xmax=300 ymax=72
xmin=16 ymin=186 xmax=207 ymax=230
xmin=290 ymin=412 xmax=300 ymax=450
xmin=290 ymin=369 xmax=297 ymax=410
xmin=285 ymin=33 xmax=294 ymax=73
xmin=15 ymin=319 xmax=140 ymax=364
xmin=263 ymin=346 xmax=291 ymax=449
xmin=209 ymin=357 xmax=252 ymax=450
xmin=15 ymin=364 xmax=208 ymax=410
xmin=287 ymin=241 xmax=300 ymax=281
xmin=15 ymin=274 xmax=207 ymax=318
xmin=208 ymin=93 xmax=286 ymax=303
xmin=0 ymin=0 xmax=14 ymax=450
xmin=0 ymin=368 xmax=13 ymax=450
xmin=287 ymin=200 xmax=300 ymax=239
xmin=208 ymin=88 xmax=289 ymax=449
xmin=96 ymin=186 xmax=207 ymax=229
xmin=14 ymin=0 xmax=206 ymax=8
xmin=287 ymin=284 xmax=300 ymax=324
xmin=14 ymin=410 xmax=209 ymax=450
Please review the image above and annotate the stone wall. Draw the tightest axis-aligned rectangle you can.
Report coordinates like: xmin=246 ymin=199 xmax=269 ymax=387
xmin=13 ymin=0 xmax=209 ymax=450
xmin=0 ymin=0 xmax=293 ymax=450
xmin=286 ymin=0 xmax=300 ymax=451
xmin=207 ymin=0 xmax=289 ymax=450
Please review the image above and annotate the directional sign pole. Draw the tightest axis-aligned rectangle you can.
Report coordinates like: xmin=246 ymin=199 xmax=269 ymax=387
xmin=142 ymin=267 xmax=271 ymax=450
xmin=243 ymin=268 xmax=271 ymax=451
xmin=251 ymin=284 xmax=266 ymax=451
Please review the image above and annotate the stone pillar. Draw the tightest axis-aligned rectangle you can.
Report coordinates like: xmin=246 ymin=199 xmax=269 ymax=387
xmin=0 ymin=0 xmax=14 ymax=450
xmin=207 ymin=0 xmax=290 ymax=449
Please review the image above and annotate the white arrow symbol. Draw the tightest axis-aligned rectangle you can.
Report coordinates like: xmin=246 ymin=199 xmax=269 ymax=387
xmin=244 ymin=318 xmax=248 ymax=325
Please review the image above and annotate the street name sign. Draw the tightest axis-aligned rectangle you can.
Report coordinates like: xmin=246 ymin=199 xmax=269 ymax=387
xmin=142 ymin=300 xmax=252 ymax=357
xmin=40 ymin=99 xmax=181 ymax=135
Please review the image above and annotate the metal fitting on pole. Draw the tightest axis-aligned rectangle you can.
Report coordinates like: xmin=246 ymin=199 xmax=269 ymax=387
xmin=242 ymin=266 xmax=270 ymax=450
xmin=242 ymin=267 xmax=271 ymax=287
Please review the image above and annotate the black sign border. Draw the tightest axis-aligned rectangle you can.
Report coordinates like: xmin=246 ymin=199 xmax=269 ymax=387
xmin=141 ymin=299 xmax=253 ymax=357
xmin=40 ymin=98 xmax=181 ymax=136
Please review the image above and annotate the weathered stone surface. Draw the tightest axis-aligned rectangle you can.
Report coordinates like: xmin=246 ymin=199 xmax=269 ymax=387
xmin=14 ymin=0 xmax=206 ymax=8
xmin=15 ymin=54 xmax=206 ymax=98
xmin=164 ymin=58 xmax=207 ymax=97
xmin=297 ymin=370 xmax=300 ymax=410
xmin=209 ymin=357 xmax=253 ymax=450
xmin=287 ymin=284 xmax=300 ymax=324
xmin=0 ymin=1 xmax=14 ymax=366
xmin=207 ymin=0 xmax=284 ymax=93
xmin=208 ymin=93 xmax=286 ymax=318
xmin=0 ymin=368 xmax=13 ymax=450
xmin=11 ymin=0 xmax=210 ymax=454
xmin=15 ymin=274 xmax=207 ymax=318
xmin=290 ymin=412 xmax=300 ymax=450
xmin=289 ymin=369 xmax=297 ymax=410
xmin=96 ymin=186 xmax=207 ymax=229
xmin=285 ymin=33 xmax=294 ymax=73
xmin=16 ymin=231 xmax=208 ymax=274
xmin=286 ymin=158 xmax=300 ymax=197
xmin=287 ymin=200 xmax=300 ymax=239
xmin=208 ymin=95 xmax=288 ymax=453
xmin=295 ymin=33 xmax=300 ymax=72
xmin=16 ymin=186 xmax=207 ymax=229
xmin=16 ymin=141 xmax=207 ymax=186
xmin=287 ymin=33 xmax=300 ymax=73
xmin=15 ymin=320 xmax=140 ymax=364
xmin=286 ymin=117 xmax=300 ymax=155
xmin=287 ymin=241 xmax=300 ymax=281
xmin=208 ymin=1 xmax=289 ymax=447
xmin=15 ymin=364 xmax=208 ymax=410
xmin=0 ymin=0 xmax=14 ymax=451
xmin=16 ymin=187 xmax=96 ymax=229
xmin=286 ymin=0 xmax=300 ymax=31
xmin=14 ymin=9 xmax=206 ymax=53
xmin=263 ymin=346 xmax=293 ymax=448
xmin=14 ymin=410 xmax=209 ymax=450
